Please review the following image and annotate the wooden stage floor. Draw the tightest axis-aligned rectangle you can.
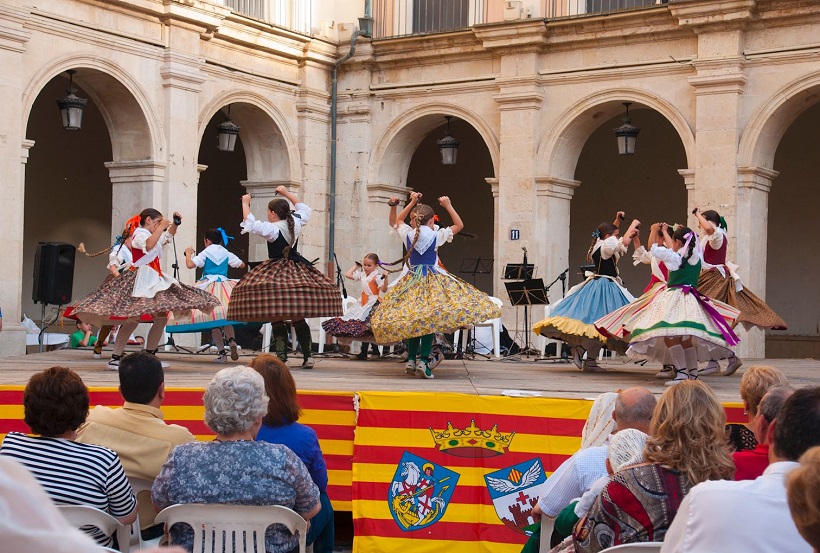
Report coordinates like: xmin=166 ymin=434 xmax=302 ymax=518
xmin=2 ymin=347 xmax=818 ymax=401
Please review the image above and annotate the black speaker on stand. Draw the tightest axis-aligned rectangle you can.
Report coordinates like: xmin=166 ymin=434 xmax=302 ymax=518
xmin=33 ymin=242 xmax=76 ymax=352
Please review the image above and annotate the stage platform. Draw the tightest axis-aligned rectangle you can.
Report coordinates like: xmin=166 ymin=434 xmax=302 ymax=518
xmin=1 ymin=347 xmax=818 ymax=401
xmin=2 ymin=348 xmax=818 ymax=553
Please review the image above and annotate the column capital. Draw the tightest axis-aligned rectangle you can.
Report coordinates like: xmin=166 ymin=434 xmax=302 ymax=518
xmin=485 ymin=178 xmax=499 ymax=199
xmin=241 ymin=180 xmax=302 ymax=197
xmin=21 ymin=139 xmax=35 ymax=164
xmin=534 ymin=176 xmax=580 ymax=200
xmin=737 ymin=166 xmax=779 ymax=192
xmin=677 ymin=168 xmax=696 ymax=190
xmin=493 ymin=79 xmax=544 ymax=111
xmin=105 ymin=160 xmax=167 ymax=183
xmin=161 ymin=50 xmax=206 ymax=92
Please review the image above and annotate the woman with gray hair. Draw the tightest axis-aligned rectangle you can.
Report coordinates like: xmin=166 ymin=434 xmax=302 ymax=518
xmin=152 ymin=366 xmax=321 ymax=553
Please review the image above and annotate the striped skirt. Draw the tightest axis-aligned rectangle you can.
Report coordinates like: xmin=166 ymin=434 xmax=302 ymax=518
xmin=166 ymin=278 xmax=244 ymax=333
xmin=595 ymin=281 xmax=666 ymax=351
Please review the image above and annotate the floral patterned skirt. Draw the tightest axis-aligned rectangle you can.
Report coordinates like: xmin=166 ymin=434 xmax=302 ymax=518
xmin=369 ymin=266 xmax=500 ymax=343
xmin=321 ymin=302 xmax=379 ymax=338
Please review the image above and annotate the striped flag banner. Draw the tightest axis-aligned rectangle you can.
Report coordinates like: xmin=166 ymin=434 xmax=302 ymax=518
xmin=352 ymin=391 xmax=744 ymax=553
xmin=0 ymin=386 xmax=356 ymax=511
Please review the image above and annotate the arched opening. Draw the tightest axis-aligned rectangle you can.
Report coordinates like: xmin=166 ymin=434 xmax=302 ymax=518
xmin=767 ymin=100 xmax=820 ymax=357
xmin=23 ymin=73 xmax=113 ymax=320
xmin=568 ymin=108 xmax=688 ymax=298
xmin=406 ymin=118 xmax=495 ymax=294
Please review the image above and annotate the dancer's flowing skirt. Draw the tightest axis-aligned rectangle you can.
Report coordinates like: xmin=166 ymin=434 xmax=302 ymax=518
xmin=321 ymin=301 xmax=379 ymax=338
xmin=625 ymin=286 xmax=741 ymax=364
xmin=698 ymin=269 xmax=787 ymax=330
xmin=227 ymin=259 xmax=343 ymax=322
xmin=595 ymin=281 xmax=666 ymax=351
xmin=533 ymin=276 xmax=634 ymax=352
xmin=370 ymin=266 xmax=500 ymax=343
xmin=71 ymin=270 xmax=219 ymax=327
xmin=166 ymin=278 xmax=245 ymax=333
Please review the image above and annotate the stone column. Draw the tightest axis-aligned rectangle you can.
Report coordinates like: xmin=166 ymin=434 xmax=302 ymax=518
xmin=241 ymin=180 xmax=302 ymax=262
xmin=106 ymin=160 xmax=167 ymax=238
xmin=367 ymin=183 xmax=409 ymax=266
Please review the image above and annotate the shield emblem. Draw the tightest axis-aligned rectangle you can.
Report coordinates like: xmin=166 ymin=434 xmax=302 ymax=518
xmin=484 ymin=458 xmax=547 ymax=535
xmin=387 ymin=451 xmax=459 ymax=531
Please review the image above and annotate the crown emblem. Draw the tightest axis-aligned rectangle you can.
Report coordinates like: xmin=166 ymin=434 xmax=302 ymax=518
xmin=430 ymin=420 xmax=515 ymax=458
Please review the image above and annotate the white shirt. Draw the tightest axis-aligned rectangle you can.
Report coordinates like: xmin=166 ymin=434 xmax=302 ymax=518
xmin=661 ymin=461 xmax=812 ymax=553
xmin=241 ymin=202 xmax=312 ymax=244
xmin=535 ymin=444 xmax=608 ymax=517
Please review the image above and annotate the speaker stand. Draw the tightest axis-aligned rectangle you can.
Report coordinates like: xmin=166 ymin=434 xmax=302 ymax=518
xmin=38 ymin=303 xmax=47 ymax=353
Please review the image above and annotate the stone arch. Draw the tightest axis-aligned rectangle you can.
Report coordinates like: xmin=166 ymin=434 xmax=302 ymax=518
xmin=738 ymin=72 xmax=820 ymax=171
xmin=199 ymin=92 xmax=300 ymax=183
xmin=369 ymin=104 xmax=499 ymax=186
xmin=536 ymin=89 xmax=695 ymax=180
xmin=22 ymin=54 xmax=162 ymax=161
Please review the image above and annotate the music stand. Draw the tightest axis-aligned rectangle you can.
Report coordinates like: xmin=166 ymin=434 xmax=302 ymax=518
xmin=505 ymin=279 xmax=547 ymax=357
xmin=459 ymin=258 xmax=494 ymax=358
xmin=503 ymin=263 xmax=535 ymax=280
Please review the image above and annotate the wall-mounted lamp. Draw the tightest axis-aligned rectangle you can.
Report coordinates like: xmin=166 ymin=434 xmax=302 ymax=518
xmin=437 ymin=116 xmax=461 ymax=166
xmin=217 ymin=104 xmax=240 ymax=152
xmin=56 ymin=70 xmax=88 ymax=131
xmin=614 ymin=102 xmax=640 ymax=155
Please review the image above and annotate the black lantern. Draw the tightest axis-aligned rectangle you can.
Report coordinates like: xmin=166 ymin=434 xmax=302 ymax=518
xmin=217 ymin=105 xmax=240 ymax=152
xmin=56 ymin=70 xmax=87 ymax=131
xmin=437 ymin=116 xmax=461 ymax=166
xmin=614 ymin=102 xmax=640 ymax=155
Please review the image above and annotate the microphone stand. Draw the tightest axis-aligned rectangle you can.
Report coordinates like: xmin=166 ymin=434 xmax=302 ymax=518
xmin=333 ymin=252 xmax=348 ymax=299
xmin=159 ymin=231 xmax=193 ymax=354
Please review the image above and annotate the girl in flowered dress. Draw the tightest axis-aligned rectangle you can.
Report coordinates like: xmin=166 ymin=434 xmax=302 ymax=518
xmin=370 ymin=193 xmax=500 ymax=379
xmin=625 ymin=225 xmax=741 ymax=386
xmin=321 ymin=253 xmax=389 ymax=360
xmin=165 ymin=228 xmax=246 ymax=363
xmin=71 ymin=209 xmax=219 ymax=369
xmin=693 ymin=208 xmax=787 ymax=376
xmin=533 ymin=211 xmax=640 ymax=372
xmin=226 ymin=186 xmax=342 ymax=369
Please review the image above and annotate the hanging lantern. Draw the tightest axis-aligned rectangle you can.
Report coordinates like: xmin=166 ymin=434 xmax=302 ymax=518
xmin=56 ymin=70 xmax=87 ymax=131
xmin=614 ymin=102 xmax=640 ymax=155
xmin=437 ymin=116 xmax=461 ymax=165
xmin=217 ymin=105 xmax=240 ymax=152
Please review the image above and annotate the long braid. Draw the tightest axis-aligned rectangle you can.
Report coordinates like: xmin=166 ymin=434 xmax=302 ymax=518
xmin=286 ymin=212 xmax=296 ymax=248
xmin=77 ymin=215 xmax=139 ymax=257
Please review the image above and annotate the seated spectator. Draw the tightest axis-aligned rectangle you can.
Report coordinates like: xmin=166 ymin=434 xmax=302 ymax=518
xmin=251 ymin=354 xmax=334 ymax=553
xmin=76 ymin=352 xmax=195 ymax=536
xmin=727 ymin=365 xmax=788 ymax=452
xmin=787 ymin=446 xmax=820 ymax=552
xmin=574 ymin=381 xmax=734 ymax=553
xmin=662 ymin=386 xmax=820 ymax=552
xmin=152 ymin=366 xmax=321 ymax=552
xmin=0 ymin=456 xmax=183 ymax=553
xmin=69 ymin=320 xmax=100 ymax=348
xmin=734 ymin=385 xmax=794 ymax=480
xmin=0 ymin=367 xmax=137 ymax=546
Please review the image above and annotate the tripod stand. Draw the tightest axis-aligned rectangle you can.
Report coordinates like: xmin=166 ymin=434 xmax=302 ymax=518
xmin=458 ymin=257 xmax=494 ymax=359
xmin=504 ymin=278 xmax=547 ymax=358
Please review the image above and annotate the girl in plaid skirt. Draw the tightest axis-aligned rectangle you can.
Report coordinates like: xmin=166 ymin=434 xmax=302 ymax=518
xmin=226 ymin=186 xmax=343 ymax=369
xmin=370 ymin=193 xmax=500 ymax=379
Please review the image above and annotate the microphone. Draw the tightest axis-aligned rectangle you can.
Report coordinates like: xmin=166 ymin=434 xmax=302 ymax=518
xmin=522 ymin=247 xmax=527 ymax=253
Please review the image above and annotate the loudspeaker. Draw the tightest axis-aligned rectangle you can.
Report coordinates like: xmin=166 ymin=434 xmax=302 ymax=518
xmin=33 ymin=242 xmax=76 ymax=305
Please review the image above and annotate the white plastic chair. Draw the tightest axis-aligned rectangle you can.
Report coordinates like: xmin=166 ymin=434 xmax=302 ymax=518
xmin=453 ymin=296 xmax=504 ymax=358
xmin=601 ymin=543 xmax=663 ymax=552
xmin=127 ymin=476 xmax=158 ymax=549
xmin=155 ymin=503 xmax=308 ymax=553
xmin=58 ymin=505 xmax=131 ymax=553
xmin=260 ymin=323 xmax=299 ymax=353
xmin=539 ymin=513 xmax=555 ymax=552
xmin=317 ymin=296 xmax=357 ymax=353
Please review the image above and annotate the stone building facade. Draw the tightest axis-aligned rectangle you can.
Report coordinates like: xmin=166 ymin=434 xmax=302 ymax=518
xmin=2 ymin=0 xmax=819 ymax=359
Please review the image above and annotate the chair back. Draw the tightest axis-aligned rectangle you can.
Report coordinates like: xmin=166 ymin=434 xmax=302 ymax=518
xmin=341 ymin=296 xmax=358 ymax=314
xmin=57 ymin=505 xmax=130 ymax=552
xmin=601 ymin=543 xmax=664 ymax=552
xmin=155 ymin=503 xmax=308 ymax=553
xmin=127 ymin=476 xmax=155 ymax=549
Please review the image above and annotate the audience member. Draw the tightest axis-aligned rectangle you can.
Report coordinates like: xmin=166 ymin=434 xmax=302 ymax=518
xmin=251 ymin=354 xmax=334 ymax=553
xmin=662 ymin=386 xmax=820 ymax=552
xmin=728 ymin=365 xmax=788 ymax=451
xmin=787 ymin=446 xmax=820 ymax=552
xmin=76 ymin=351 xmax=195 ymax=535
xmin=533 ymin=388 xmax=656 ymax=520
xmin=0 ymin=367 xmax=137 ymax=546
xmin=574 ymin=381 xmax=733 ymax=552
xmin=152 ymin=366 xmax=320 ymax=552
xmin=0 ymin=456 xmax=183 ymax=553
xmin=734 ymin=385 xmax=794 ymax=480
xmin=69 ymin=320 xmax=100 ymax=348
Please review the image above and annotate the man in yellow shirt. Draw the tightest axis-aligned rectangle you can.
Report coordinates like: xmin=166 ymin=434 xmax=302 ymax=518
xmin=76 ymin=351 xmax=195 ymax=537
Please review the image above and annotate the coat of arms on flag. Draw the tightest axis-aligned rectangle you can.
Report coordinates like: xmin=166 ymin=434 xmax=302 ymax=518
xmin=484 ymin=458 xmax=546 ymax=535
xmin=387 ymin=451 xmax=459 ymax=531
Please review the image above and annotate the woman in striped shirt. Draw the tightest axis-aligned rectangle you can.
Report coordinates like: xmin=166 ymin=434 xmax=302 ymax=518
xmin=0 ymin=366 xmax=137 ymax=546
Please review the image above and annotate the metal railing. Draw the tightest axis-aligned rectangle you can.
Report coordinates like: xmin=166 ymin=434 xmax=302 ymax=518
xmin=219 ymin=0 xmax=313 ymax=35
xmin=373 ymin=0 xmax=666 ymax=39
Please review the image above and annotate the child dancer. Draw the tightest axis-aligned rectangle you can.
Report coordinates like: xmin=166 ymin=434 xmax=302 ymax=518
xmin=227 ymin=186 xmax=342 ymax=368
xmin=625 ymin=225 xmax=741 ymax=385
xmin=71 ymin=209 xmax=219 ymax=369
xmin=533 ymin=211 xmax=640 ymax=372
xmin=321 ymin=253 xmax=388 ymax=360
xmin=693 ymin=208 xmax=787 ymax=376
xmin=370 ymin=194 xmax=500 ymax=379
xmin=165 ymin=228 xmax=246 ymax=362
